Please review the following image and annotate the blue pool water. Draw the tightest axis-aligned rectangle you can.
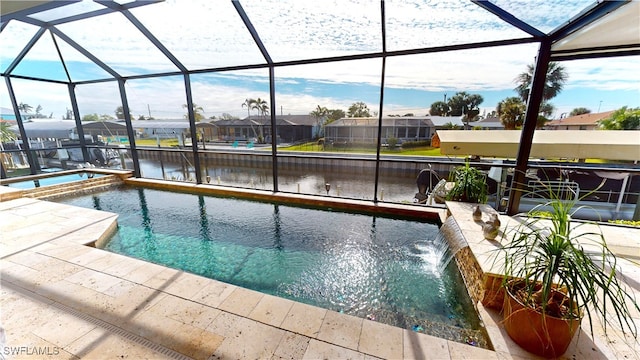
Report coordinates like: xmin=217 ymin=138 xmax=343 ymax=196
xmin=59 ymin=187 xmax=486 ymax=346
xmin=6 ymin=172 xmax=104 ymax=189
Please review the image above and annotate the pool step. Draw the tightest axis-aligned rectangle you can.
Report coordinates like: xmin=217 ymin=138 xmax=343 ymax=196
xmin=23 ymin=175 xmax=124 ymax=200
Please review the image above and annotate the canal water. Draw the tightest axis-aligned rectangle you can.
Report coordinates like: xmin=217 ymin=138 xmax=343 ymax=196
xmin=137 ymin=159 xmax=433 ymax=203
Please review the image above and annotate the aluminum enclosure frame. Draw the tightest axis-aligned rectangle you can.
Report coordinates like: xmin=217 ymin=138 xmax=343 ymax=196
xmin=1 ymin=0 xmax=638 ymax=213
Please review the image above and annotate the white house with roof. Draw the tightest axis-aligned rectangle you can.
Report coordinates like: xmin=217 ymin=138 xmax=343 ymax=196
xmin=544 ymin=111 xmax=614 ymax=130
xmin=129 ymin=119 xmax=191 ymax=139
xmin=9 ymin=120 xmax=79 ymax=140
xmin=471 ymin=116 xmax=505 ymax=130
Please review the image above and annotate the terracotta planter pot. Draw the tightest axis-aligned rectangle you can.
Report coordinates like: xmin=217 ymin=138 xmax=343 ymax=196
xmin=503 ymin=285 xmax=582 ymax=358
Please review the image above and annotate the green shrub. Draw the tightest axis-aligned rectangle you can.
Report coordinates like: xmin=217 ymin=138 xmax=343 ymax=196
xmin=608 ymin=219 xmax=640 ymax=227
xmin=401 ymin=140 xmax=431 ymax=149
xmin=387 ymin=137 xmax=398 ymax=150
xmin=445 ymin=162 xmax=488 ymax=203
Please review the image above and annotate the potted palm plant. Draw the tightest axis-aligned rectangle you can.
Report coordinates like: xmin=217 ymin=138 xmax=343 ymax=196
xmin=445 ymin=161 xmax=488 ymax=204
xmin=496 ymin=180 xmax=639 ymax=358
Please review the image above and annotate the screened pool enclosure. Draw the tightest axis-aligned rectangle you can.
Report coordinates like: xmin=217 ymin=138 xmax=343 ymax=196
xmin=1 ymin=0 xmax=639 ymax=215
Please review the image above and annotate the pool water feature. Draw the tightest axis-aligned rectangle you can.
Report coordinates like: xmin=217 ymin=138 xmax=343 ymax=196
xmin=435 ymin=217 xmax=470 ymax=273
xmin=58 ymin=187 xmax=488 ymax=347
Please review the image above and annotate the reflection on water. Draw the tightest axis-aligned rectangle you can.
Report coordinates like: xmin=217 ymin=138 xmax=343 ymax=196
xmin=138 ymin=159 xmax=420 ymax=202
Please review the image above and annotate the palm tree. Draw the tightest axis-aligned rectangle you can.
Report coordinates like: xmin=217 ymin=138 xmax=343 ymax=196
xmin=18 ymin=102 xmax=32 ymax=113
xmin=241 ymin=98 xmax=254 ymax=118
xmin=514 ymin=62 xmax=568 ymax=103
xmin=514 ymin=62 xmax=567 ymax=126
xmin=252 ymin=98 xmax=269 ymax=118
xmin=310 ymin=105 xmax=328 ymax=139
xmin=497 ymin=97 xmax=526 ymax=130
xmin=242 ymin=98 xmax=258 ymax=139
xmin=18 ymin=102 xmax=32 ymax=120
xmin=252 ymin=98 xmax=269 ymax=142
xmin=182 ymin=103 xmax=204 ymax=122
xmin=0 ymin=121 xmax=17 ymax=142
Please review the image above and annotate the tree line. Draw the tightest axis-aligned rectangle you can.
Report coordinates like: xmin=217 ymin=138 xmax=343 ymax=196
xmin=426 ymin=62 xmax=638 ymax=131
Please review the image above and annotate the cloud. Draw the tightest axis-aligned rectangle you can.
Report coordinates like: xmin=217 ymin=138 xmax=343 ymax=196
xmin=1 ymin=1 xmax=637 ymax=120
xmin=563 ymin=58 xmax=640 ymax=91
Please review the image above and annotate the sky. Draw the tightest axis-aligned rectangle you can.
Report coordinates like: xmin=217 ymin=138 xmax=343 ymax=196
xmin=1 ymin=0 xmax=638 ymax=121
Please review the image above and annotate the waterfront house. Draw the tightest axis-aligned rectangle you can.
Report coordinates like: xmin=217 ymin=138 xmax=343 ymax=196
xmin=471 ymin=116 xmax=505 ymax=130
xmin=213 ymin=115 xmax=314 ymax=143
xmin=324 ymin=116 xmax=435 ymax=146
xmin=544 ymin=111 xmax=614 ymax=130
xmin=10 ymin=119 xmax=79 ymax=141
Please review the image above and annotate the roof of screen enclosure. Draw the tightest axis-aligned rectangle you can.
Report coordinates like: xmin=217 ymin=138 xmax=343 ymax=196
xmin=437 ymin=130 xmax=640 ymax=161
xmin=1 ymin=0 xmax=639 ymax=163
xmin=2 ymin=1 xmax=638 ymax=82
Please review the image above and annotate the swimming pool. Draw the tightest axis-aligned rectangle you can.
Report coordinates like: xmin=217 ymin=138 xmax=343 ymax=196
xmin=4 ymin=172 xmax=104 ymax=189
xmin=59 ymin=186 xmax=487 ymax=346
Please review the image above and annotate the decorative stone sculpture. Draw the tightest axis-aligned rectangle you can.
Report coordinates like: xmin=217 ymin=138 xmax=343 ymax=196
xmin=481 ymin=213 xmax=501 ymax=240
xmin=489 ymin=213 xmax=501 ymax=228
xmin=472 ymin=205 xmax=483 ymax=222
xmin=482 ymin=221 xmax=499 ymax=240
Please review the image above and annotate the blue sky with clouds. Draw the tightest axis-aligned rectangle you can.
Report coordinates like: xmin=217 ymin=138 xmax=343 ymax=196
xmin=1 ymin=0 xmax=638 ymax=120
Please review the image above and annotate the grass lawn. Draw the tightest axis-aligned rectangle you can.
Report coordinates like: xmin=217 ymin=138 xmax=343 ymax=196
xmin=134 ymin=138 xmax=180 ymax=147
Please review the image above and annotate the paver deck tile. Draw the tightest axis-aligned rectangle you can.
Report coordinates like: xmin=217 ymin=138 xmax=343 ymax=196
xmin=31 ymin=309 xmax=97 ymax=349
xmin=248 ymin=293 xmax=294 ymax=327
xmin=402 ymin=329 xmax=450 ymax=360
xmin=272 ymin=332 xmax=311 ymax=360
xmin=302 ymin=339 xmax=365 ymax=360
xmin=280 ymin=301 xmax=327 ymax=338
xmin=317 ymin=310 xmax=363 ymax=351
xmin=448 ymin=339 xmax=499 ymax=359
xmin=129 ymin=308 xmax=223 ymax=359
xmin=358 ymin=319 xmax=403 ymax=359
xmin=217 ymin=286 xmax=264 ymax=317
xmin=190 ymin=280 xmax=236 ymax=308
xmin=208 ymin=314 xmax=285 ymax=359
xmin=146 ymin=294 xmax=221 ymax=330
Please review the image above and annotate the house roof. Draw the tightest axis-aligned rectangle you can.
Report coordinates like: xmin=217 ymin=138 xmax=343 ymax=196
xmin=472 ymin=116 xmax=504 ymax=129
xmin=437 ymin=130 xmax=640 ymax=161
xmin=428 ymin=116 xmax=465 ymax=127
xmin=81 ymin=121 xmax=127 ymax=131
xmin=546 ymin=111 xmax=615 ymax=127
xmin=242 ymin=115 xmax=316 ymax=126
xmin=11 ymin=120 xmax=77 ymax=138
xmin=128 ymin=120 xmax=191 ymax=129
xmin=213 ymin=118 xmax=252 ymax=126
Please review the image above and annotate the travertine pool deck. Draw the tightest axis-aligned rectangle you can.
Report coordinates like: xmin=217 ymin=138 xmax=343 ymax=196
xmin=1 ymin=185 xmax=639 ymax=359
